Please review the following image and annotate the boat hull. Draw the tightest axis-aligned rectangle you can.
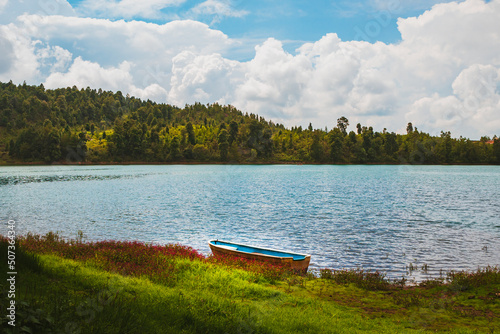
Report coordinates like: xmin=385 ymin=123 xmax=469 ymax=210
xmin=209 ymin=240 xmax=311 ymax=274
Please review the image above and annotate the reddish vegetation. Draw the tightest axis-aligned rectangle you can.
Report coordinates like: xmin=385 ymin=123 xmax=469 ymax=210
xmin=19 ymin=233 xmax=203 ymax=261
xmin=12 ymin=233 xmax=203 ymax=284
xmin=8 ymin=233 xmax=292 ymax=283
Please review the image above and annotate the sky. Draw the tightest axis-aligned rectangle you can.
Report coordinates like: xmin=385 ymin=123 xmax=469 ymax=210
xmin=0 ymin=0 xmax=499 ymax=139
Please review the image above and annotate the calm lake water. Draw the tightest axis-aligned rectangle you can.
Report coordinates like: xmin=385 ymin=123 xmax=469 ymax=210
xmin=1 ymin=164 xmax=499 ymax=280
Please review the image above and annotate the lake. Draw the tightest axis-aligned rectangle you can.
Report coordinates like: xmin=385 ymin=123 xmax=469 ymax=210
xmin=1 ymin=164 xmax=499 ymax=280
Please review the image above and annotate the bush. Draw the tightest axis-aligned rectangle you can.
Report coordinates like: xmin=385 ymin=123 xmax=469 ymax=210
xmin=447 ymin=266 xmax=500 ymax=291
xmin=319 ymin=268 xmax=390 ymax=291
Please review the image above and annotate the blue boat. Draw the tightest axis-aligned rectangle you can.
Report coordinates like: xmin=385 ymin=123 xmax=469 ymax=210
xmin=208 ymin=240 xmax=311 ymax=273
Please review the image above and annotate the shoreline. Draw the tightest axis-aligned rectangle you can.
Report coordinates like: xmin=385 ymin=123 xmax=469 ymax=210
xmin=1 ymin=160 xmax=498 ymax=167
xmin=3 ymin=231 xmax=497 ymax=285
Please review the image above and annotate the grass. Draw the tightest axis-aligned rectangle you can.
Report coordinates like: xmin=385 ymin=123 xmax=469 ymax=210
xmin=1 ymin=233 xmax=499 ymax=333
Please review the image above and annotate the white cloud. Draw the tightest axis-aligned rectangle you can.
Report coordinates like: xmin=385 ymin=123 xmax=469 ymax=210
xmin=408 ymin=94 xmax=467 ymax=132
xmin=131 ymin=83 xmax=169 ymax=102
xmin=228 ymin=0 xmax=500 ymax=136
xmin=8 ymin=14 xmax=232 ymax=97
xmin=0 ymin=0 xmax=499 ymax=138
xmin=31 ymin=15 xmax=232 ymax=101
xmin=44 ymin=57 xmax=133 ymax=91
xmin=398 ymin=0 xmax=500 ymax=66
xmin=17 ymin=14 xmax=231 ymax=57
xmin=189 ymin=0 xmax=248 ymax=24
xmin=168 ymin=51 xmax=243 ymax=105
xmin=407 ymin=64 xmax=500 ymax=138
xmin=36 ymin=44 xmax=73 ymax=73
xmin=234 ymin=38 xmax=312 ymax=120
xmin=0 ymin=25 xmax=40 ymax=83
xmin=452 ymin=64 xmax=500 ymax=106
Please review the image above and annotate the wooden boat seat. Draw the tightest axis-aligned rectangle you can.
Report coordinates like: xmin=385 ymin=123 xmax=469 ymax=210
xmin=217 ymin=245 xmax=238 ymax=251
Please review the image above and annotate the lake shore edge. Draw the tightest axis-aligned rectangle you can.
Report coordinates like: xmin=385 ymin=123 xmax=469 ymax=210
xmin=2 ymin=233 xmax=499 ymax=333
xmin=1 ymin=160 xmax=499 ymax=166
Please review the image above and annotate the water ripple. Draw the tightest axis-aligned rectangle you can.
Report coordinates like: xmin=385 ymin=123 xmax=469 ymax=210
xmin=1 ymin=164 xmax=499 ymax=280
xmin=0 ymin=173 xmax=147 ymax=185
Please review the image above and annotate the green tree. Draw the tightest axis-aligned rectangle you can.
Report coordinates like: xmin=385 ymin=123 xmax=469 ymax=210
xmin=247 ymin=119 xmax=272 ymax=157
xmin=218 ymin=129 xmax=229 ymax=161
xmin=493 ymin=136 xmax=500 ymax=164
xmin=436 ymin=131 xmax=452 ymax=163
xmin=361 ymin=127 xmax=374 ymax=161
xmin=229 ymin=121 xmax=239 ymax=144
xmin=42 ymin=129 xmax=61 ymax=162
xmin=1 ymin=80 xmax=497 ymax=165
xmin=247 ymin=119 xmax=263 ymax=150
xmin=169 ymin=136 xmax=182 ymax=161
xmin=337 ymin=116 xmax=349 ymax=135
xmin=186 ymin=122 xmax=196 ymax=145
xmin=261 ymin=128 xmax=273 ymax=158
xmin=406 ymin=122 xmax=414 ymax=134
xmin=344 ymin=131 xmax=358 ymax=162
xmin=309 ymin=131 xmax=324 ymax=162
xmin=383 ymin=132 xmax=398 ymax=160
xmin=328 ymin=128 xmax=344 ymax=163
xmin=193 ymin=144 xmax=210 ymax=161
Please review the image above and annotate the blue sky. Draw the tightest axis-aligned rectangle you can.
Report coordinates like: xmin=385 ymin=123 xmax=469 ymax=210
xmin=64 ymin=0 xmax=443 ymax=39
xmin=64 ymin=0 xmax=441 ymax=56
xmin=1 ymin=0 xmax=499 ymax=138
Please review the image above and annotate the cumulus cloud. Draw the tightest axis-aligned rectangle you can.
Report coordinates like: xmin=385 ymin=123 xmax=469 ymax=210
xmin=8 ymin=14 xmax=232 ymax=95
xmin=398 ymin=0 xmax=500 ymax=67
xmin=452 ymin=64 xmax=500 ymax=108
xmin=234 ymin=0 xmax=498 ymax=136
xmin=131 ymin=83 xmax=169 ymax=102
xmin=44 ymin=57 xmax=170 ymax=102
xmin=234 ymin=38 xmax=312 ymax=120
xmin=31 ymin=15 xmax=232 ymax=101
xmin=16 ymin=14 xmax=231 ymax=64
xmin=44 ymin=57 xmax=134 ymax=91
xmin=168 ymin=51 xmax=243 ymax=105
xmin=408 ymin=64 xmax=500 ymax=138
xmin=0 ymin=25 xmax=40 ymax=83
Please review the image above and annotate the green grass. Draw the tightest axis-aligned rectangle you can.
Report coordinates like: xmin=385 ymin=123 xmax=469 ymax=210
xmin=1 ymin=235 xmax=499 ymax=333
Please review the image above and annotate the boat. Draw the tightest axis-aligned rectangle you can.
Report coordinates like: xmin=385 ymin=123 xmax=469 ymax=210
xmin=208 ymin=240 xmax=311 ymax=273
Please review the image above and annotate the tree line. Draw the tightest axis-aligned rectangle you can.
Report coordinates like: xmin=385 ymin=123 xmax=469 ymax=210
xmin=1 ymin=81 xmax=499 ymax=164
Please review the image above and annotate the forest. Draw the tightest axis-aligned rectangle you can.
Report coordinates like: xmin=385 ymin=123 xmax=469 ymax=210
xmin=0 ymin=81 xmax=499 ymax=165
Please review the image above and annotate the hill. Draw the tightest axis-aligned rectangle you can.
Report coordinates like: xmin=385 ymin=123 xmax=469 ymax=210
xmin=1 ymin=81 xmax=499 ymax=164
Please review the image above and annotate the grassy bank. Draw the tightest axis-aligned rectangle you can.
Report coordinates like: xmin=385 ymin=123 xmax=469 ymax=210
xmin=1 ymin=234 xmax=499 ymax=333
